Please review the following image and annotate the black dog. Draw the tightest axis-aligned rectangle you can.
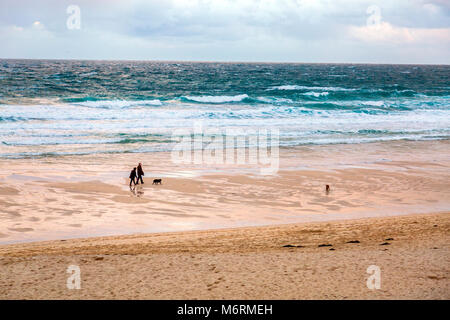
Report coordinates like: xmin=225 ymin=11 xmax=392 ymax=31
xmin=152 ymin=179 xmax=162 ymax=185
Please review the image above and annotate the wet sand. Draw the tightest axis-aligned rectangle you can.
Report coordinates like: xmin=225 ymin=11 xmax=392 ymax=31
xmin=0 ymin=140 xmax=449 ymax=244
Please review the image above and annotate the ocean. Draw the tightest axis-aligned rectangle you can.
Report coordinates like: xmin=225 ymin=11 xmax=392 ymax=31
xmin=0 ymin=60 xmax=449 ymax=158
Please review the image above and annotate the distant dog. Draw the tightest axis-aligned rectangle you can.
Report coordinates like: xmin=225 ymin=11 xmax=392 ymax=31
xmin=152 ymin=179 xmax=162 ymax=185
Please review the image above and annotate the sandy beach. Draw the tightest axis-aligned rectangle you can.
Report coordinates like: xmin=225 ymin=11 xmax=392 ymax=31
xmin=0 ymin=212 xmax=448 ymax=299
xmin=0 ymin=140 xmax=449 ymax=299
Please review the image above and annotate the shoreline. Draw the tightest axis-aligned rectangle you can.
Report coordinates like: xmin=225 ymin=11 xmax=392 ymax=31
xmin=1 ymin=212 xmax=448 ymax=299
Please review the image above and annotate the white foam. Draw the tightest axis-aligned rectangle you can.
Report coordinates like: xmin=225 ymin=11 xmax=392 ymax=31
xmin=183 ymin=94 xmax=248 ymax=103
xmin=75 ymin=99 xmax=162 ymax=108
xmin=360 ymin=101 xmax=384 ymax=107
xmin=302 ymin=91 xmax=329 ymax=97
xmin=79 ymin=71 xmax=97 ymax=77
xmin=256 ymin=97 xmax=293 ymax=103
xmin=269 ymin=85 xmax=356 ymax=91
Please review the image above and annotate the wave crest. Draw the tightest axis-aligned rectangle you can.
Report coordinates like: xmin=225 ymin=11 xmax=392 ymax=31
xmin=182 ymin=94 xmax=249 ymax=103
xmin=269 ymin=85 xmax=356 ymax=91
xmin=302 ymin=91 xmax=329 ymax=97
xmin=74 ymin=99 xmax=162 ymax=108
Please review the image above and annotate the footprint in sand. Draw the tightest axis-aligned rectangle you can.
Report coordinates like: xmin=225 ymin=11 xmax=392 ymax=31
xmin=282 ymin=244 xmax=304 ymax=248
xmin=207 ymin=276 xmax=225 ymax=291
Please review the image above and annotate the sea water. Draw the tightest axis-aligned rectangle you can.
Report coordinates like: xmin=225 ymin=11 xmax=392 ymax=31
xmin=0 ymin=60 xmax=449 ymax=158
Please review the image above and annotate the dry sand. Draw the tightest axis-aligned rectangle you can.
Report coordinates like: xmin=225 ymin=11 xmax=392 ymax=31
xmin=0 ymin=212 xmax=448 ymax=299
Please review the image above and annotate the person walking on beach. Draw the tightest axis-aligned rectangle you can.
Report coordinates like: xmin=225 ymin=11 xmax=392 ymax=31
xmin=136 ymin=162 xmax=144 ymax=184
xmin=129 ymin=167 xmax=137 ymax=187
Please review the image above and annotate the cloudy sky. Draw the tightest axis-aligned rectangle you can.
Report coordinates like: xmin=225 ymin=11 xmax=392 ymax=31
xmin=1 ymin=0 xmax=449 ymax=63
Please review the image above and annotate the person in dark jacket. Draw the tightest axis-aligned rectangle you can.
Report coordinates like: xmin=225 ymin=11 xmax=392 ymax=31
xmin=129 ymin=167 xmax=137 ymax=186
xmin=136 ymin=162 xmax=144 ymax=184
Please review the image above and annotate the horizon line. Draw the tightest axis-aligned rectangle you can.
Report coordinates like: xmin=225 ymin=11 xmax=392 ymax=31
xmin=0 ymin=57 xmax=449 ymax=66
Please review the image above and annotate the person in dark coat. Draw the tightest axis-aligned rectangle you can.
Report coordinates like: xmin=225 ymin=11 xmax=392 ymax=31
xmin=129 ymin=167 xmax=137 ymax=187
xmin=136 ymin=162 xmax=144 ymax=184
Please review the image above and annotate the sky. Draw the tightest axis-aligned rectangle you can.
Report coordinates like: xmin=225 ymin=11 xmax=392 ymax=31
xmin=0 ymin=0 xmax=449 ymax=64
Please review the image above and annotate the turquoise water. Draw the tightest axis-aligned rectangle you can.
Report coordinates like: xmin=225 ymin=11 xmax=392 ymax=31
xmin=0 ymin=60 xmax=449 ymax=158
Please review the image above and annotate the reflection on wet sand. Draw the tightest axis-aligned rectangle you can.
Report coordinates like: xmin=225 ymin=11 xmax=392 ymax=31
xmin=130 ymin=185 xmax=144 ymax=198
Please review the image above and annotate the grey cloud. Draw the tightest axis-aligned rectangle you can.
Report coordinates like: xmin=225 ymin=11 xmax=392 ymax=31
xmin=0 ymin=0 xmax=448 ymax=63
